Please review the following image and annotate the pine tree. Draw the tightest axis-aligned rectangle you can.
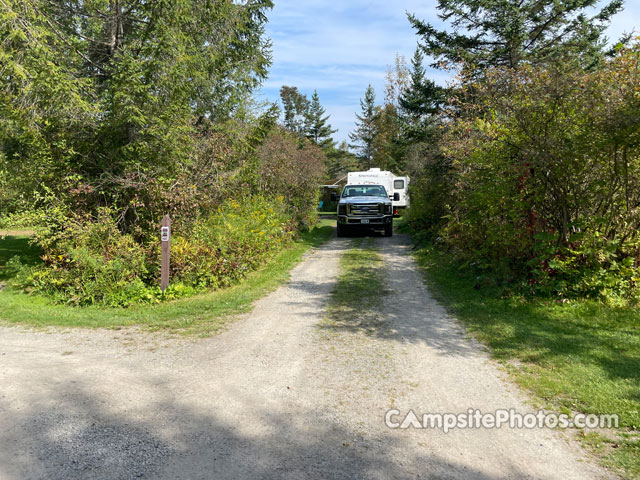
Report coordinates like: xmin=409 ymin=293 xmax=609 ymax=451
xmin=408 ymin=0 xmax=625 ymax=70
xmin=305 ymin=90 xmax=337 ymax=150
xmin=398 ymin=49 xmax=445 ymax=143
xmin=349 ymin=85 xmax=377 ymax=169
xmin=280 ymin=86 xmax=310 ymax=136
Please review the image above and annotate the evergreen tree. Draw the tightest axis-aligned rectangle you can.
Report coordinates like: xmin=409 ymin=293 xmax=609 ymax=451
xmin=349 ymin=85 xmax=377 ymax=168
xmin=0 ymin=0 xmax=274 ymax=231
xmin=398 ymin=49 xmax=445 ymax=143
xmin=306 ymin=90 xmax=337 ymax=150
xmin=408 ymin=0 xmax=624 ymax=70
xmin=280 ymin=86 xmax=310 ymax=136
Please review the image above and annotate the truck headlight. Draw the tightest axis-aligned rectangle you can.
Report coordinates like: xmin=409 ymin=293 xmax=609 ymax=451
xmin=385 ymin=204 xmax=392 ymax=214
xmin=338 ymin=205 xmax=347 ymax=215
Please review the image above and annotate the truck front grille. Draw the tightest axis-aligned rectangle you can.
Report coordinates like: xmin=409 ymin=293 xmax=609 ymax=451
xmin=349 ymin=203 xmax=382 ymax=216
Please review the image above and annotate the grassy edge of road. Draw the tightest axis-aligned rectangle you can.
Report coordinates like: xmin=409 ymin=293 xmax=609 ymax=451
xmin=0 ymin=220 xmax=334 ymax=335
xmin=407 ymin=238 xmax=640 ymax=479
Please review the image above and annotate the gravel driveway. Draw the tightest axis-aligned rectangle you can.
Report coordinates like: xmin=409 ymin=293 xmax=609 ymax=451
xmin=0 ymin=233 xmax=612 ymax=479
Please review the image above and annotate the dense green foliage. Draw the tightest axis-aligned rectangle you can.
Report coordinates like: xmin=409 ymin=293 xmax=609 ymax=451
xmin=406 ymin=44 xmax=640 ymax=302
xmin=0 ymin=221 xmax=334 ymax=333
xmin=255 ymin=129 xmax=327 ymax=229
xmin=0 ymin=0 xmax=328 ymax=305
xmin=441 ymin=47 xmax=640 ymax=300
xmin=9 ymin=196 xmax=295 ymax=306
xmin=400 ymin=0 xmax=640 ymax=302
xmin=0 ymin=0 xmax=274 ymax=227
xmin=403 ymin=140 xmax=452 ymax=237
xmin=4 ymin=123 xmax=326 ymax=306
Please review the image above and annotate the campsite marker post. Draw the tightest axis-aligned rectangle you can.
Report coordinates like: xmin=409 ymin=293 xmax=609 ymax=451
xmin=161 ymin=215 xmax=171 ymax=293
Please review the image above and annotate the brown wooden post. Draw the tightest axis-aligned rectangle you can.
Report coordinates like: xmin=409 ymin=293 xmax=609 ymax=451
xmin=160 ymin=214 xmax=171 ymax=293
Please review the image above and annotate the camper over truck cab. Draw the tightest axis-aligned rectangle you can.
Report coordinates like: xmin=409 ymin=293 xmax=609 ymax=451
xmin=346 ymin=168 xmax=409 ymax=216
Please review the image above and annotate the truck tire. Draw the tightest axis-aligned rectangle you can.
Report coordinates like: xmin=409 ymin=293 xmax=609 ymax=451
xmin=384 ymin=224 xmax=393 ymax=237
xmin=337 ymin=223 xmax=347 ymax=237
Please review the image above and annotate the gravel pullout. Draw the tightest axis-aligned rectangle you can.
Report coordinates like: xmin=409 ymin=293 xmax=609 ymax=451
xmin=0 ymin=233 xmax=612 ymax=479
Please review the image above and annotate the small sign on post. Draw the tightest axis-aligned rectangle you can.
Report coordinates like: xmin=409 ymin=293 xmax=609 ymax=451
xmin=160 ymin=214 xmax=171 ymax=293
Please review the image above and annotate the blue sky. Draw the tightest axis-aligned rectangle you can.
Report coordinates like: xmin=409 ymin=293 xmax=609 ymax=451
xmin=258 ymin=1 xmax=639 ymax=144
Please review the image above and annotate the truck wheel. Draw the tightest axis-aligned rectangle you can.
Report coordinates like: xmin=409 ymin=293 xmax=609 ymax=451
xmin=384 ymin=224 xmax=393 ymax=237
xmin=337 ymin=224 xmax=347 ymax=237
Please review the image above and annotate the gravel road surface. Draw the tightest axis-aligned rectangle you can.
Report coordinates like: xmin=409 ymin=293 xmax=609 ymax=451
xmin=0 ymin=233 xmax=612 ymax=479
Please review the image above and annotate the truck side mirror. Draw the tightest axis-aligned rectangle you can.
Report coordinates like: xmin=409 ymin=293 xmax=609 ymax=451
xmin=331 ymin=193 xmax=338 ymax=202
xmin=393 ymin=192 xmax=400 ymax=201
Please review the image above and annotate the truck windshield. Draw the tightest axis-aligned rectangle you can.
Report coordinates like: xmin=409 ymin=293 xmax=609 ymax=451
xmin=342 ymin=185 xmax=387 ymax=198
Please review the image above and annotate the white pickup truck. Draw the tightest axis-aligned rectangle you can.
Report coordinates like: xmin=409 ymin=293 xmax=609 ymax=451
xmin=332 ymin=184 xmax=395 ymax=237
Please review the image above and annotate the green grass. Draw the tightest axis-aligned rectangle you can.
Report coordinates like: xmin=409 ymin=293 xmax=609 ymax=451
xmin=0 ymin=220 xmax=334 ymax=335
xmin=413 ymin=243 xmax=640 ymax=479
xmin=323 ymin=238 xmax=387 ymax=334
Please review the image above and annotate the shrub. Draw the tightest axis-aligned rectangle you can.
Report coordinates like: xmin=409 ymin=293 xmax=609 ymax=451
xmin=169 ymin=195 xmax=295 ymax=289
xmin=13 ymin=196 xmax=296 ymax=306
xmin=411 ymin=42 xmax=640 ymax=301
xmin=15 ymin=208 xmax=152 ymax=306
xmin=255 ymin=129 xmax=327 ymax=230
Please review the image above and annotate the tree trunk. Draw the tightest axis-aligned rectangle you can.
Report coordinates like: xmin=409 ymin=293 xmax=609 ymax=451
xmin=108 ymin=0 xmax=123 ymax=57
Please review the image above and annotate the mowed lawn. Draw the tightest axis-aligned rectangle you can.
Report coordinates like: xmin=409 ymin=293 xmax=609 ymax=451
xmin=413 ymin=244 xmax=640 ymax=479
xmin=0 ymin=221 xmax=334 ymax=335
